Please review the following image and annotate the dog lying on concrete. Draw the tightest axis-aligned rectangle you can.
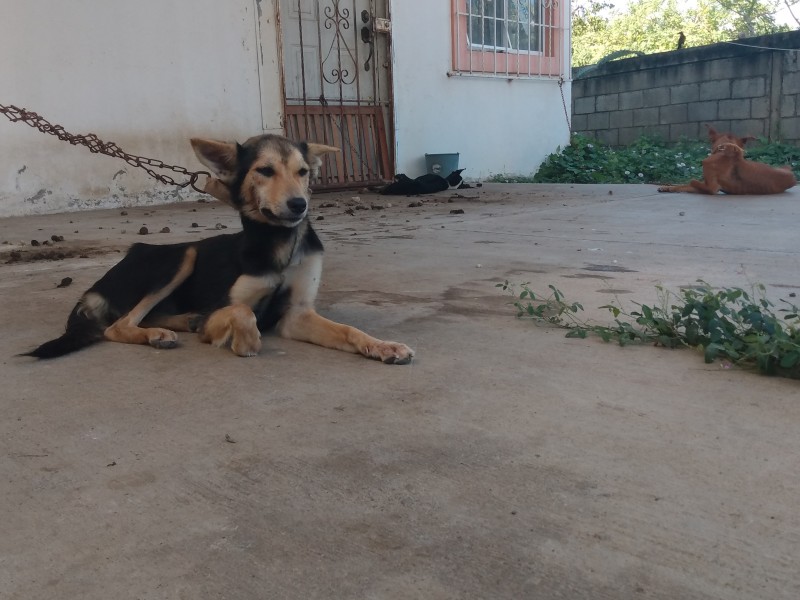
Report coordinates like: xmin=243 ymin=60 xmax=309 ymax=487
xmin=24 ymin=134 xmax=415 ymax=364
xmin=658 ymin=127 xmax=796 ymax=195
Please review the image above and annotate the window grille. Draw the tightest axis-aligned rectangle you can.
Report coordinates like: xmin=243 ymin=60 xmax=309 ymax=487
xmin=451 ymin=0 xmax=568 ymax=79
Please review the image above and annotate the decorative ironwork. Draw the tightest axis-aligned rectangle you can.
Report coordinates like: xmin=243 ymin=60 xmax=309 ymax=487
xmin=321 ymin=0 xmax=358 ymax=85
xmin=282 ymin=0 xmax=393 ymax=189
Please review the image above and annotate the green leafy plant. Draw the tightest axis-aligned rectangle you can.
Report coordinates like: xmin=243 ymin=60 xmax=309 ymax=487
xmin=489 ymin=134 xmax=800 ymax=184
xmin=745 ymin=136 xmax=800 ymax=166
xmin=497 ymin=280 xmax=800 ymax=378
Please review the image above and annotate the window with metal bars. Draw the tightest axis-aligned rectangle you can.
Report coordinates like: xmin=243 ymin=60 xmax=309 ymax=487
xmin=451 ymin=0 xmax=567 ymax=79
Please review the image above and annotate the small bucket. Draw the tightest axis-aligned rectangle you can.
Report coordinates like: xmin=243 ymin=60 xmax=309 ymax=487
xmin=425 ymin=153 xmax=459 ymax=176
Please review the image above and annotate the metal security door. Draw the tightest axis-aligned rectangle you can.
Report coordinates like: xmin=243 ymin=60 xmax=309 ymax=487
xmin=280 ymin=0 xmax=393 ymax=189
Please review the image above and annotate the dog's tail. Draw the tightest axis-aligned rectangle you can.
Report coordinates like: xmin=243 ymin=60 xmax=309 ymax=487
xmin=21 ymin=301 xmax=105 ymax=359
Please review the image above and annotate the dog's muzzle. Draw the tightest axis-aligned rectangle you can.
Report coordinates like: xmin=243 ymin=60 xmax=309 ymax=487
xmin=286 ymin=197 xmax=307 ymax=215
xmin=260 ymin=197 xmax=308 ymax=225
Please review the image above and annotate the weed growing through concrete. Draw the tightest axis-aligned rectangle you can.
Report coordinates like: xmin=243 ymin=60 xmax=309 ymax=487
xmin=489 ymin=134 xmax=800 ymax=184
xmin=497 ymin=280 xmax=800 ymax=379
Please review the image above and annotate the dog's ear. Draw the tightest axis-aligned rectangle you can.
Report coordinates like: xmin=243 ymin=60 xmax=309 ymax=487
xmin=303 ymin=143 xmax=341 ymax=177
xmin=190 ymin=138 xmax=239 ymax=183
xmin=739 ymin=135 xmax=756 ymax=147
xmin=705 ymin=124 xmax=719 ymax=144
xmin=202 ymin=176 xmax=234 ymax=207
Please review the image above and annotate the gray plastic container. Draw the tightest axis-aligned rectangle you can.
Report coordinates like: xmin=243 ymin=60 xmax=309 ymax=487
xmin=425 ymin=153 xmax=459 ymax=176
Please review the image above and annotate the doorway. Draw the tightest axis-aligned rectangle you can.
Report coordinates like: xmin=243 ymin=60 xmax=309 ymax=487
xmin=279 ymin=0 xmax=394 ymax=189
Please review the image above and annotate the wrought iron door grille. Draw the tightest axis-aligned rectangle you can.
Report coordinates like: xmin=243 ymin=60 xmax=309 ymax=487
xmin=282 ymin=0 xmax=393 ymax=189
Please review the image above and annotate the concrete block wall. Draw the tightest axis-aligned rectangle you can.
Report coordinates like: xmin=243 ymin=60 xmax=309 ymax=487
xmin=572 ymin=31 xmax=800 ymax=146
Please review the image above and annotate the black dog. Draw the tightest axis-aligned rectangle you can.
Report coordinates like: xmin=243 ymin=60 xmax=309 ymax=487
xmin=380 ymin=169 xmax=465 ymax=195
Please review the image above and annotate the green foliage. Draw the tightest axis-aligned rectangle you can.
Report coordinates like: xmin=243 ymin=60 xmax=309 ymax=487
xmin=715 ymin=0 xmax=785 ymax=37
xmin=746 ymin=136 xmax=800 ymax=165
xmin=521 ymin=134 xmax=707 ymax=184
xmin=497 ymin=280 xmax=800 ymax=378
xmin=491 ymin=134 xmax=800 ymax=184
xmin=572 ymin=0 xmax=791 ymax=67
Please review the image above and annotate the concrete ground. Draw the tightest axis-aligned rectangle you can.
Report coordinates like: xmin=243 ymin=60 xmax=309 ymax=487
xmin=1 ymin=183 xmax=799 ymax=600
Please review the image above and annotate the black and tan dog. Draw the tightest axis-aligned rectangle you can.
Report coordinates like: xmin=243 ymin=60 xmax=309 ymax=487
xmin=24 ymin=134 xmax=415 ymax=364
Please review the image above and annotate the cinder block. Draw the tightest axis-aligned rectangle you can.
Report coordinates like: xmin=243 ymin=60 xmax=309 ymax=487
xmin=596 ymin=94 xmax=619 ymax=111
xmin=781 ymin=71 xmax=800 ymax=94
xmin=713 ymin=56 xmax=769 ymax=79
xmin=642 ymin=87 xmax=670 ymax=107
xmin=619 ymin=91 xmax=644 ymax=110
xmin=590 ymin=76 xmax=625 ymax=97
xmin=688 ymin=101 xmax=718 ymax=122
xmin=781 ymin=51 xmax=800 ymax=73
xmin=596 ymin=129 xmax=619 ymax=146
xmin=587 ymin=112 xmax=610 ymax=129
xmin=571 ymin=113 xmax=589 ymax=132
xmin=660 ymin=104 xmax=688 ymax=124
xmin=735 ymin=120 xmax=765 ymax=137
xmin=751 ymin=97 xmax=770 ymax=119
xmin=574 ymin=96 xmax=595 ymax=115
xmin=670 ymin=122 xmax=700 ymax=141
xmin=624 ymin=71 xmax=652 ymax=92
xmin=699 ymin=80 xmax=731 ymax=100
xmin=643 ymin=125 xmax=670 ymax=141
xmin=777 ymin=116 xmax=800 ymax=140
xmin=671 ymin=84 xmax=700 ymax=103
xmin=780 ymin=94 xmax=796 ymax=118
xmin=678 ymin=62 xmax=709 ymax=85
xmin=633 ymin=107 xmax=659 ymax=126
xmin=718 ymin=99 xmax=751 ymax=119
xmin=732 ymin=77 xmax=766 ymax=98
xmin=713 ymin=120 xmax=733 ymax=133
xmin=618 ymin=127 xmax=643 ymax=146
xmin=610 ymin=110 xmax=633 ymax=128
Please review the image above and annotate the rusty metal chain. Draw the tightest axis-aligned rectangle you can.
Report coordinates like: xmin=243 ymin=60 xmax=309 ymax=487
xmin=0 ymin=104 xmax=210 ymax=193
xmin=558 ymin=77 xmax=572 ymax=133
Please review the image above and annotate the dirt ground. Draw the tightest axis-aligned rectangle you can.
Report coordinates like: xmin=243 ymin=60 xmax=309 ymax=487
xmin=1 ymin=183 xmax=799 ymax=599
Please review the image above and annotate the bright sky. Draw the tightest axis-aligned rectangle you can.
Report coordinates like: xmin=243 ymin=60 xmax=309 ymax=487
xmin=605 ymin=0 xmax=798 ymax=27
xmin=775 ymin=3 xmax=799 ymax=26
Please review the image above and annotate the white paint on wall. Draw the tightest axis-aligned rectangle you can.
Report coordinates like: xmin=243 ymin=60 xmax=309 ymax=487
xmin=0 ymin=0 xmax=283 ymax=217
xmin=389 ymin=1 xmax=571 ymax=179
xmin=0 ymin=0 xmax=571 ymax=216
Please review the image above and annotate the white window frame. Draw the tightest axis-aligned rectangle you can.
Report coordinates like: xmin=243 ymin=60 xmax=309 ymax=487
xmin=466 ymin=0 xmax=543 ymax=55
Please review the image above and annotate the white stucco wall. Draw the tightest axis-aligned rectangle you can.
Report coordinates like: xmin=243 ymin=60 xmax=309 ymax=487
xmin=0 ymin=1 xmax=571 ymax=216
xmin=0 ymin=0 xmax=283 ymax=217
xmin=389 ymin=1 xmax=571 ymax=179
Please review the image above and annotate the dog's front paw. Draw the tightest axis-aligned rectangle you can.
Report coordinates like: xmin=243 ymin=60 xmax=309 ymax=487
xmin=365 ymin=341 xmax=415 ymax=365
xmin=658 ymin=186 xmax=674 ymax=193
xmin=230 ymin=329 xmax=262 ymax=357
xmin=147 ymin=328 xmax=179 ymax=349
xmin=201 ymin=304 xmax=261 ymax=357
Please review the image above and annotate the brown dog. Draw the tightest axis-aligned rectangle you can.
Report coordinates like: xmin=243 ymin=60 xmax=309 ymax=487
xmin=705 ymin=124 xmax=754 ymax=150
xmin=658 ymin=142 xmax=796 ymax=195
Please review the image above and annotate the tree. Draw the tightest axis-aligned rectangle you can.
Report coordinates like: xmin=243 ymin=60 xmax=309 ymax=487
xmin=715 ymin=0 xmax=782 ymax=36
xmin=572 ymin=0 xmax=795 ymax=67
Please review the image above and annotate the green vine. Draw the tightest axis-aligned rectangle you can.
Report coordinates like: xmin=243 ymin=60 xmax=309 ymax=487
xmin=497 ymin=280 xmax=800 ymax=378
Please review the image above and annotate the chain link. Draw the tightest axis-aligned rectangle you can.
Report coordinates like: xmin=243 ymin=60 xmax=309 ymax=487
xmin=558 ymin=77 xmax=572 ymax=134
xmin=0 ymin=104 xmax=210 ymax=194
